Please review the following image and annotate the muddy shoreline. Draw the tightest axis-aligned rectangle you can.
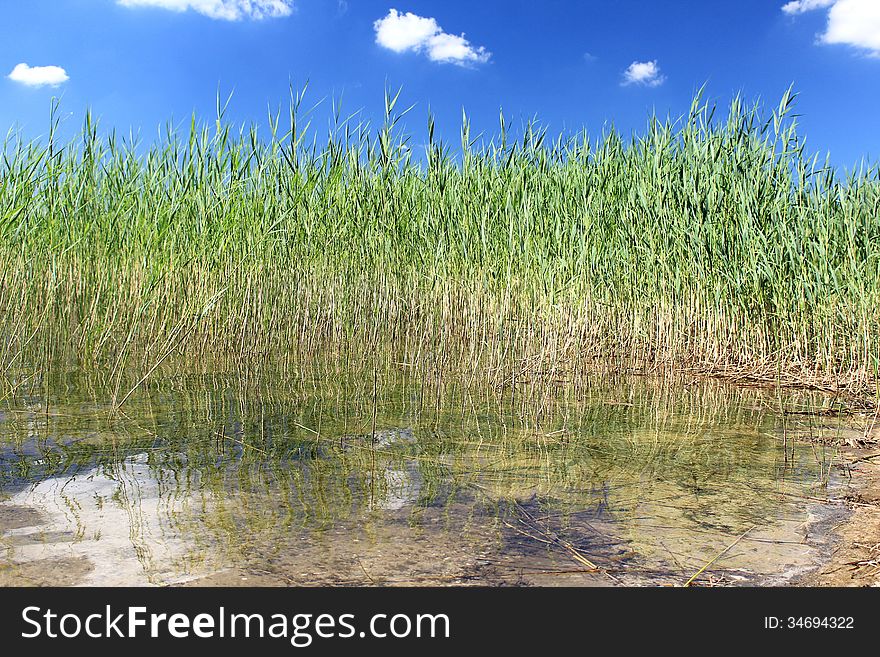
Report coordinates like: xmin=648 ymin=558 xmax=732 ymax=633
xmin=796 ymin=448 xmax=880 ymax=587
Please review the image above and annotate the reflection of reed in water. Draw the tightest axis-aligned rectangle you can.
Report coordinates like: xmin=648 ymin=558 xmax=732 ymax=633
xmin=0 ymin=367 xmax=841 ymax=585
xmin=1 ymin=453 xmax=218 ymax=585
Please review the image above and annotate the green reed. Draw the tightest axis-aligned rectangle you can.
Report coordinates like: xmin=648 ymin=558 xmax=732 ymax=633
xmin=1 ymin=87 xmax=878 ymax=391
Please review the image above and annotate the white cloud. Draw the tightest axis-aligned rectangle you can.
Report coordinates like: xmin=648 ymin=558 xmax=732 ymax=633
xmin=373 ymin=9 xmax=490 ymax=66
xmin=374 ymin=10 xmax=439 ymax=52
xmin=782 ymin=0 xmax=834 ymax=14
xmin=783 ymin=0 xmax=880 ymax=56
xmin=117 ymin=0 xmax=294 ymax=21
xmin=426 ymin=32 xmax=489 ymax=65
xmin=7 ymin=63 xmax=69 ymax=87
xmin=622 ymin=60 xmax=665 ymax=87
xmin=824 ymin=0 xmax=880 ymax=54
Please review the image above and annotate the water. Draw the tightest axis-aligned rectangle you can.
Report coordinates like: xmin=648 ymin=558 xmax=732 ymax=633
xmin=0 ymin=366 xmax=846 ymax=586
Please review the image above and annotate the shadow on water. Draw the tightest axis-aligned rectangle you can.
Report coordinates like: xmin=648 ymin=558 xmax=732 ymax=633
xmin=0 ymin=364 xmax=847 ymax=586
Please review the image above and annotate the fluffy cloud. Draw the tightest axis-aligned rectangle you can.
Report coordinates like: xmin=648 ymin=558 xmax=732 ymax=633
xmin=7 ymin=63 xmax=69 ymax=87
xmin=373 ymin=9 xmax=490 ymax=66
xmin=783 ymin=0 xmax=880 ymax=56
xmin=782 ymin=0 xmax=835 ymax=14
xmin=622 ymin=60 xmax=665 ymax=87
xmin=117 ymin=0 xmax=294 ymax=21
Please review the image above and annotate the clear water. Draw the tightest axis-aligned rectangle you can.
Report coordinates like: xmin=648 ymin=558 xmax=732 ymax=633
xmin=0 ymin=366 xmax=844 ymax=586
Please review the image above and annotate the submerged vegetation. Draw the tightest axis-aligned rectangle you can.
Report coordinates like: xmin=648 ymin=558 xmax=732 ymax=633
xmin=1 ymin=87 xmax=879 ymax=394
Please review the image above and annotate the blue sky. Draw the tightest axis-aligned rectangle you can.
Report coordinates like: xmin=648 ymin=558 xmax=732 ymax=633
xmin=1 ymin=0 xmax=879 ymax=167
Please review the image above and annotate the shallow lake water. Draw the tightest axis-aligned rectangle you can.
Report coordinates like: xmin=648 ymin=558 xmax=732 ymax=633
xmin=0 ymin=366 xmax=847 ymax=586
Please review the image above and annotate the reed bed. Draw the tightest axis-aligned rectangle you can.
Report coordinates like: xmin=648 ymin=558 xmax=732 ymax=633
xmin=1 ymin=88 xmax=879 ymax=393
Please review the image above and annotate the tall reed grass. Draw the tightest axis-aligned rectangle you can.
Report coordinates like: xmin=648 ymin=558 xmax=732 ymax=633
xmin=1 ymin=87 xmax=878 ymax=392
